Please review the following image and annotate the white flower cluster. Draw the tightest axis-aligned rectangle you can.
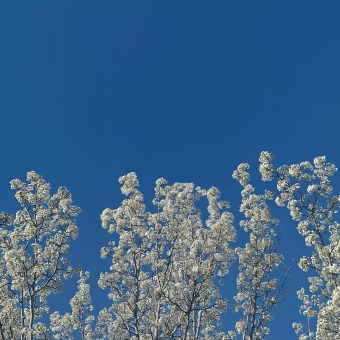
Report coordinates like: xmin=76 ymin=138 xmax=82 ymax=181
xmin=259 ymin=151 xmax=274 ymax=182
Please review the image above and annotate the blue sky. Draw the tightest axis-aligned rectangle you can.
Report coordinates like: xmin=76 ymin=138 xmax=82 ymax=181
xmin=1 ymin=1 xmax=340 ymax=338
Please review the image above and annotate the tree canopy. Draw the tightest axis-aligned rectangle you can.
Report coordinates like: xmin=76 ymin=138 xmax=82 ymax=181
xmin=0 ymin=152 xmax=339 ymax=339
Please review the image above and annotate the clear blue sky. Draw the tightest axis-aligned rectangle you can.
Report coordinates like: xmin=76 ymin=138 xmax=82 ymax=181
xmin=1 ymin=1 xmax=340 ymax=338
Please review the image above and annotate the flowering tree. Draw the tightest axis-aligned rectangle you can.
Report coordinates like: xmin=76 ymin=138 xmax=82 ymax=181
xmin=0 ymin=161 xmax=293 ymax=339
xmin=259 ymin=151 xmax=340 ymax=339
xmin=229 ymin=163 xmax=290 ymax=340
xmin=0 ymin=171 xmax=80 ymax=340
xmin=97 ymin=173 xmax=236 ymax=339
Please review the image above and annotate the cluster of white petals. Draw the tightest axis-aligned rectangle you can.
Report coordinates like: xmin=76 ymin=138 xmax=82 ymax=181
xmin=258 ymin=152 xmax=275 ymax=182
